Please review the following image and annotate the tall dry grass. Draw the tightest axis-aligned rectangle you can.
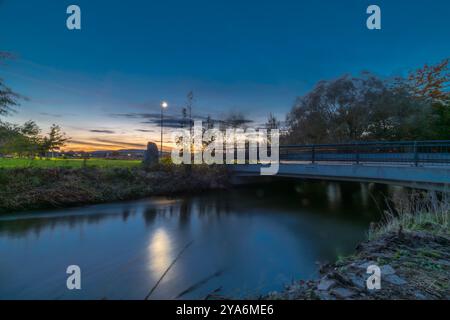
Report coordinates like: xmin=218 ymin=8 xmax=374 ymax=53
xmin=369 ymin=190 xmax=449 ymax=240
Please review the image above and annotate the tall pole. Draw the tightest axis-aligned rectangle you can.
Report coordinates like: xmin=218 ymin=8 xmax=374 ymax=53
xmin=160 ymin=101 xmax=168 ymax=159
xmin=160 ymin=106 xmax=163 ymax=158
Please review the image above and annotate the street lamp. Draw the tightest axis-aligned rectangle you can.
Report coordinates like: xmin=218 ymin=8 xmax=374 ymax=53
xmin=160 ymin=101 xmax=168 ymax=158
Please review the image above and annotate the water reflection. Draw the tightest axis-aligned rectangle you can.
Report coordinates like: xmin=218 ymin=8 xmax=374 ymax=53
xmin=326 ymin=183 xmax=342 ymax=209
xmin=0 ymin=181 xmax=392 ymax=299
xmin=148 ymin=229 xmax=173 ymax=278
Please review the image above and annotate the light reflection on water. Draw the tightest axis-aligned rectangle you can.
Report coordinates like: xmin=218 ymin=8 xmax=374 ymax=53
xmin=148 ymin=228 xmax=173 ymax=280
xmin=0 ymin=181 xmax=389 ymax=300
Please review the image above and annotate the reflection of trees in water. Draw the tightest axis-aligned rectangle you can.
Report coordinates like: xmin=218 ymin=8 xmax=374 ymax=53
xmin=140 ymin=194 xmax=234 ymax=230
xmin=142 ymin=199 xmax=193 ymax=228
xmin=178 ymin=198 xmax=191 ymax=227
xmin=195 ymin=193 xmax=231 ymax=217
xmin=142 ymin=207 xmax=157 ymax=227
xmin=0 ymin=212 xmax=120 ymax=238
xmin=122 ymin=209 xmax=132 ymax=222
xmin=222 ymin=180 xmax=394 ymax=223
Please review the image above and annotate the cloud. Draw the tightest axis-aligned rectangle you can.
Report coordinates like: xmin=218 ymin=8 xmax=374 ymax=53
xmin=68 ymin=139 xmax=146 ymax=150
xmin=39 ymin=112 xmax=62 ymax=118
xmin=141 ymin=118 xmax=190 ymax=128
xmin=110 ymin=113 xmax=161 ymax=119
xmin=111 ymin=112 xmax=190 ymax=128
xmin=111 ymin=112 xmax=246 ymax=129
xmin=69 ymin=140 xmax=120 ymax=148
xmin=90 ymin=129 xmax=116 ymax=134
xmin=93 ymin=138 xmax=145 ymax=148
xmin=135 ymin=129 xmax=155 ymax=133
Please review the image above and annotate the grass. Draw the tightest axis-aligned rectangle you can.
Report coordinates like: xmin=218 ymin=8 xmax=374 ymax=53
xmin=0 ymin=157 xmax=141 ymax=169
xmin=369 ymin=191 xmax=450 ymax=240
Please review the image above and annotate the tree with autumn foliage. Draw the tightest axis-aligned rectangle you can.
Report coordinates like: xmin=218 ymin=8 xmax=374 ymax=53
xmin=408 ymin=58 xmax=449 ymax=103
xmin=406 ymin=58 xmax=450 ymax=139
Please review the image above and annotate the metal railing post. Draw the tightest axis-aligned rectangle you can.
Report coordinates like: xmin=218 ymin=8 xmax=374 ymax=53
xmin=355 ymin=143 xmax=360 ymax=164
xmin=311 ymin=145 xmax=315 ymax=164
xmin=414 ymin=141 xmax=418 ymax=166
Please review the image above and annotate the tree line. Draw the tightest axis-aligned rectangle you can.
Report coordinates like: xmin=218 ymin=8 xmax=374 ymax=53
xmin=0 ymin=121 xmax=68 ymax=158
xmin=282 ymin=58 xmax=449 ymax=144
xmin=177 ymin=59 xmax=448 ymax=146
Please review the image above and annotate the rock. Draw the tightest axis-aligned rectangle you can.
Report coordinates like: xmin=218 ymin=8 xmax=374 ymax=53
xmin=384 ymin=274 xmax=407 ymax=286
xmin=437 ymin=259 xmax=450 ymax=267
xmin=331 ymin=287 xmax=356 ymax=299
xmin=315 ymin=290 xmax=335 ymax=300
xmin=143 ymin=142 xmax=159 ymax=166
xmin=414 ymin=292 xmax=426 ymax=300
xmin=317 ymin=278 xmax=335 ymax=291
xmin=380 ymin=265 xmax=396 ymax=275
xmin=348 ymin=273 xmax=365 ymax=289
xmin=357 ymin=261 xmax=377 ymax=270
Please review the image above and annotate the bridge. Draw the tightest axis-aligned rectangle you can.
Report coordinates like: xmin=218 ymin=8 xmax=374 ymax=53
xmin=231 ymin=140 xmax=450 ymax=191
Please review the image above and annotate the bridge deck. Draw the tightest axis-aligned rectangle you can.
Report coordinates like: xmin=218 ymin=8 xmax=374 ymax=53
xmin=231 ymin=141 xmax=450 ymax=190
xmin=232 ymin=163 xmax=450 ymax=191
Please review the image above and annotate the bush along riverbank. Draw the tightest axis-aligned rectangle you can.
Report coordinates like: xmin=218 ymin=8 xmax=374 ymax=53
xmin=0 ymin=164 xmax=229 ymax=213
xmin=266 ymin=192 xmax=450 ymax=300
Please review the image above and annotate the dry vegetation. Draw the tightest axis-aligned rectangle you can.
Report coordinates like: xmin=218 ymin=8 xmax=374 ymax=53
xmin=0 ymin=164 xmax=229 ymax=213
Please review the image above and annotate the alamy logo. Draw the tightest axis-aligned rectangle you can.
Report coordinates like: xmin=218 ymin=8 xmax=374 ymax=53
xmin=366 ymin=264 xmax=381 ymax=290
xmin=66 ymin=265 xmax=81 ymax=290
xmin=171 ymin=121 xmax=280 ymax=175
xmin=366 ymin=5 xmax=381 ymax=30
xmin=66 ymin=5 xmax=81 ymax=30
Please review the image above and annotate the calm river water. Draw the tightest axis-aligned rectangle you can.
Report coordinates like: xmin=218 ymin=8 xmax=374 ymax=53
xmin=0 ymin=181 xmax=397 ymax=299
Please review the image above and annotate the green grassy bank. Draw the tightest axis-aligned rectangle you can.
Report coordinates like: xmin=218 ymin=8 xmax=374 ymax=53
xmin=0 ymin=157 xmax=141 ymax=169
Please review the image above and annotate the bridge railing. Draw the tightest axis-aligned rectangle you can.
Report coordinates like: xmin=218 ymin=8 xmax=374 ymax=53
xmin=279 ymin=140 xmax=450 ymax=165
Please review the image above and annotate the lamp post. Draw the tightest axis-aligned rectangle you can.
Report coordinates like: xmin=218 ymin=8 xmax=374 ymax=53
xmin=160 ymin=101 xmax=168 ymax=158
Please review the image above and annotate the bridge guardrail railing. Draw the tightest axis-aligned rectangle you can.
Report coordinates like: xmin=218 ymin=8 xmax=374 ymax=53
xmin=178 ymin=140 xmax=450 ymax=166
xmin=279 ymin=140 xmax=450 ymax=165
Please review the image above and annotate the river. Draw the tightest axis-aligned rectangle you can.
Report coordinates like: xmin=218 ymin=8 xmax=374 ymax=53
xmin=0 ymin=180 xmax=397 ymax=299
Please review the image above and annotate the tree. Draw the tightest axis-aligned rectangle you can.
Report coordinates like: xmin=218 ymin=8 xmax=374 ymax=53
xmin=430 ymin=102 xmax=450 ymax=139
xmin=42 ymin=124 xmax=69 ymax=158
xmin=285 ymin=73 xmax=430 ymax=144
xmin=186 ymin=91 xmax=194 ymax=132
xmin=205 ymin=115 xmax=214 ymax=130
xmin=0 ymin=52 xmax=22 ymax=117
xmin=19 ymin=120 xmax=42 ymax=156
xmin=265 ymin=113 xmax=280 ymax=130
xmin=221 ymin=111 xmax=252 ymax=130
xmin=404 ymin=58 xmax=450 ymax=139
xmin=0 ymin=121 xmax=20 ymax=155
xmin=0 ymin=120 xmax=42 ymax=157
xmin=407 ymin=58 xmax=449 ymax=103
xmin=180 ymin=107 xmax=188 ymax=128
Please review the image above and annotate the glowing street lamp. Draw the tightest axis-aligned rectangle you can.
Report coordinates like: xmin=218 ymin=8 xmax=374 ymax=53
xmin=160 ymin=101 xmax=168 ymax=158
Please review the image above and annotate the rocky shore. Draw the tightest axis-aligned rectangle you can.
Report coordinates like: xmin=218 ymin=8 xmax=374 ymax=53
xmin=267 ymin=229 xmax=450 ymax=300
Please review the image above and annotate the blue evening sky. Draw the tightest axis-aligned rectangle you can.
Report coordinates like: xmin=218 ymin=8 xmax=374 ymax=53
xmin=0 ymin=0 xmax=449 ymax=150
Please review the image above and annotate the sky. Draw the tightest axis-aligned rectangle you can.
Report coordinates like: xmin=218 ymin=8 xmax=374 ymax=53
xmin=0 ymin=0 xmax=449 ymax=151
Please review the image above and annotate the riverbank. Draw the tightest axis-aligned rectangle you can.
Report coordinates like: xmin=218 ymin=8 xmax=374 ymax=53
xmin=0 ymin=164 xmax=229 ymax=213
xmin=266 ymin=193 xmax=450 ymax=300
